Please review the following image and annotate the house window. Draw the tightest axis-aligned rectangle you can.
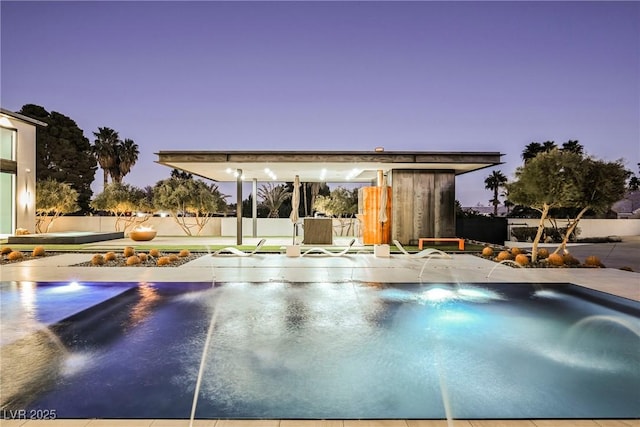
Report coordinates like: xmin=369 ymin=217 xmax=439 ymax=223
xmin=0 ymin=127 xmax=17 ymax=234
xmin=0 ymin=126 xmax=16 ymax=161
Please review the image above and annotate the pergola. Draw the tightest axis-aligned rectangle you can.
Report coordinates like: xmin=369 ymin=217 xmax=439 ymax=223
xmin=155 ymin=150 xmax=503 ymax=244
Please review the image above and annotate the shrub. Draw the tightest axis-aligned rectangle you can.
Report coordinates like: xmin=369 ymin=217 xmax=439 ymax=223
xmin=32 ymin=246 xmax=46 ymax=257
xmin=515 ymin=254 xmax=530 ymax=266
xmin=510 ymin=247 xmax=522 ymax=256
xmin=123 ymin=246 xmax=135 ymax=257
xmin=496 ymin=251 xmax=512 ymax=261
xmin=149 ymin=248 xmax=160 ymax=258
xmin=1 ymin=247 xmax=12 ymax=255
xmin=7 ymin=251 xmax=24 ymax=260
xmin=179 ymin=249 xmax=190 ymax=257
xmin=126 ymin=255 xmax=141 ymax=265
xmin=157 ymin=256 xmax=171 ymax=266
xmin=547 ymin=253 xmax=564 ymax=266
xmin=481 ymin=247 xmax=494 ymax=257
xmin=563 ymin=254 xmax=580 ymax=266
xmin=138 ymin=253 xmax=148 ymax=262
xmin=105 ymin=252 xmax=117 ymax=261
xmin=537 ymin=248 xmax=550 ymax=259
xmin=91 ymin=254 xmax=105 ymax=265
xmin=169 ymin=254 xmax=179 ymax=262
xmin=584 ymin=255 xmax=604 ymax=268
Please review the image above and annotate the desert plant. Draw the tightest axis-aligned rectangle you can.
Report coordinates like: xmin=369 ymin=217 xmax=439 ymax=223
xmin=515 ymin=254 xmax=530 ymax=266
xmin=149 ymin=248 xmax=160 ymax=258
xmin=36 ymin=179 xmax=80 ymax=233
xmin=32 ymin=246 xmax=46 ymax=257
xmin=481 ymin=247 xmax=494 ymax=257
xmin=123 ymin=246 xmax=135 ymax=257
xmin=496 ymin=251 xmax=512 ymax=261
xmin=179 ymin=249 xmax=190 ymax=257
xmin=126 ymin=255 xmax=141 ymax=265
xmin=507 ymin=149 xmax=584 ymax=261
xmin=138 ymin=253 xmax=148 ymax=262
xmin=91 ymin=254 xmax=105 ymax=265
xmin=537 ymin=248 xmax=550 ymax=259
xmin=7 ymin=251 xmax=24 ymax=260
xmin=105 ymin=252 xmax=117 ymax=261
xmin=1 ymin=247 xmax=13 ymax=255
xmin=157 ymin=256 xmax=171 ymax=266
xmin=547 ymin=253 xmax=564 ymax=266
xmin=90 ymin=183 xmax=151 ymax=232
xmin=169 ymin=254 xmax=179 ymax=262
xmin=584 ymin=256 xmax=604 ymax=268
xmin=510 ymin=247 xmax=522 ymax=256
xmin=153 ymin=174 xmax=227 ymax=236
xmin=563 ymin=254 xmax=580 ymax=266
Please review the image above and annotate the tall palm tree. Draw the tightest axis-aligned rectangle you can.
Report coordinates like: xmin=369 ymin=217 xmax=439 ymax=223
xmin=522 ymin=142 xmax=543 ymax=163
xmin=92 ymin=127 xmax=119 ymax=188
xmin=541 ymin=140 xmax=558 ymax=152
xmin=561 ymin=140 xmax=584 ymax=156
xmin=112 ymin=138 xmax=139 ymax=184
xmin=484 ymin=170 xmax=508 ymax=216
xmin=258 ymin=183 xmax=291 ymax=218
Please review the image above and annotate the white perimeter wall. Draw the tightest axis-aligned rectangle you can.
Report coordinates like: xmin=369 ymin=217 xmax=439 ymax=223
xmin=44 ymin=216 xmax=359 ymax=237
xmin=507 ymin=218 xmax=640 ymax=239
xmin=39 ymin=216 xmax=640 ymax=239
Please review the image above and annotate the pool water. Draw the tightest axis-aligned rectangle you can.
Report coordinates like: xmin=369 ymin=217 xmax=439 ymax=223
xmin=1 ymin=281 xmax=638 ymax=419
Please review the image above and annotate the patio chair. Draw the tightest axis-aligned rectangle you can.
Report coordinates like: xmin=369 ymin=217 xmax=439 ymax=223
xmin=392 ymin=240 xmax=452 ymax=259
xmin=301 ymin=239 xmax=356 ymax=257
xmin=212 ymin=239 xmax=266 ymax=257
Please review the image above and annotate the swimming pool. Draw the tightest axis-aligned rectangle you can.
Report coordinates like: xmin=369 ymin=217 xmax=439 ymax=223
xmin=1 ymin=280 xmax=638 ymax=419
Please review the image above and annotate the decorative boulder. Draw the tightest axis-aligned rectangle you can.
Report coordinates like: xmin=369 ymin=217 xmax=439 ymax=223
xmin=123 ymin=246 xmax=135 ymax=257
xmin=515 ymin=254 xmax=530 ymax=266
xmin=481 ymin=247 xmax=494 ymax=257
xmin=496 ymin=251 xmax=512 ymax=261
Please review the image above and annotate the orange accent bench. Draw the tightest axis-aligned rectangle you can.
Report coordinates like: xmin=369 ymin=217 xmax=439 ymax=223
xmin=418 ymin=238 xmax=465 ymax=251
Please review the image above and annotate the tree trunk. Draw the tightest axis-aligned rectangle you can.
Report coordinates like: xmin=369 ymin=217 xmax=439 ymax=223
xmin=103 ymin=169 xmax=109 ymax=189
xmin=554 ymin=206 xmax=589 ymax=255
xmin=493 ymin=188 xmax=499 ymax=216
xmin=531 ymin=203 xmax=550 ymax=263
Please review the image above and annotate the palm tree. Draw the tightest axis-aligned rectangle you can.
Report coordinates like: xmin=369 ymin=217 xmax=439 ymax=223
xmin=92 ymin=127 xmax=119 ymax=188
xmin=258 ymin=183 xmax=291 ymax=218
xmin=484 ymin=170 xmax=508 ymax=216
xmin=112 ymin=138 xmax=139 ymax=184
xmin=541 ymin=140 xmax=557 ymax=152
xmin=522 ymin=142 xmax=543 ymax=163
xmin=561 ymin=140 xmax=584 ymax=156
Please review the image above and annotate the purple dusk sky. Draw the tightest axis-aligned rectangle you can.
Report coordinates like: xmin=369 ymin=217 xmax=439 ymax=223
xmin=2 ymin=1 xmax=638 ymax=206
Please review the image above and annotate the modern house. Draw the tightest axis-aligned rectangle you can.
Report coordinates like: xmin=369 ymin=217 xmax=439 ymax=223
xmin=0 ymin=108 xmax=46 ymax=236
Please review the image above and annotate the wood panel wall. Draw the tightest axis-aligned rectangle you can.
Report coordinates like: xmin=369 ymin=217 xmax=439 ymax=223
xmin=391 ymin=170 xmax=456 ymax=245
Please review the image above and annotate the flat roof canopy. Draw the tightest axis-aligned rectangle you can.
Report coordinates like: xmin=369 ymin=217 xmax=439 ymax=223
xmin=155 ymin=150 xmax=503 ymax=183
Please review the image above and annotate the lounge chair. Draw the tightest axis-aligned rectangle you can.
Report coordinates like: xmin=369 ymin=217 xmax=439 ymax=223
xmin=392 ymin=240 xmax=452 ymax=259
xmin=301 ymin=239 xmax=356 ymax=257
xmin=212 ymin=239 xmax=266 ymax=257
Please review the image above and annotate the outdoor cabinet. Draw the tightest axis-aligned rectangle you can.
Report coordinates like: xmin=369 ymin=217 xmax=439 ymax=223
xmin=303 ymin=218 xmax=333 ymax=245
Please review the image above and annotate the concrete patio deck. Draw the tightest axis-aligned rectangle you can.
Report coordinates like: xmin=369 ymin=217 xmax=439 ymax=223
xmin=1 ymin=237 xmax=638 ymax=427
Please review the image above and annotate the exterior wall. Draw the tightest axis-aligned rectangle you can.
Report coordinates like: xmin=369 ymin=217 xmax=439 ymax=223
xmin=507 ymin=218 xmax=640 ymax=239
xmin=45 ymin=216 xmax=223 ymax=236
xmin=45 ymin=216 xmax=360 ymax=238
xmin=391 ymin=169 xmax=455 ymax=245
xmin=0 ymin=114 xmax=36 ymax=234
